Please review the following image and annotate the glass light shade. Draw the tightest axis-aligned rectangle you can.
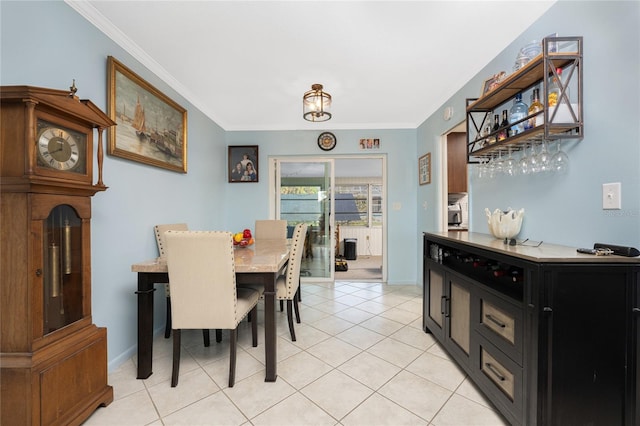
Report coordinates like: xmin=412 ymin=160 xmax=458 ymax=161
xmin=303 ymin=84 xmax=332 ymax=122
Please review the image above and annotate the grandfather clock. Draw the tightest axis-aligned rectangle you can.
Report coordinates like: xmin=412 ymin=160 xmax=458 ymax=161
xmin=0 ymin=84 xmax=115 ymax=425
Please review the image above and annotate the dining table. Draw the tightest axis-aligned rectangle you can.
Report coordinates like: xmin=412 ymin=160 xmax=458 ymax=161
xmin=131 ymin=239 xmax=290 ymax=382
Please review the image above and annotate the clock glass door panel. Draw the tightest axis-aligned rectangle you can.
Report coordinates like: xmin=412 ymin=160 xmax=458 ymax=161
xmin=42 ymin=204 xmax=83 ymax=334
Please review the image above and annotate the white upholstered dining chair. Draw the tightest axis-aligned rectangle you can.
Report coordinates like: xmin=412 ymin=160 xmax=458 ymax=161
xmin=154 ymin=223 xmax=188 ymax=338
xmin=276 ymin=223 xmax=307 ymax=341
xmin=164 ymin=230 xmax=260 ymax=388
xmin=254 ymin=219 xmax=287 ymax=240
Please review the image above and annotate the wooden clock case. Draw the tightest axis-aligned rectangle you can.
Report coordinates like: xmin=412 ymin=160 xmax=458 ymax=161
xmin=1 ymin=85 xmax=115 ymax=425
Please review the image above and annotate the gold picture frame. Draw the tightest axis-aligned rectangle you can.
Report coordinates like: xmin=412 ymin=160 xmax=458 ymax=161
xmin=107 ymin=56 xmax=187 ymax=173
xmin=419 ymin=153 xmax=431 ymax=185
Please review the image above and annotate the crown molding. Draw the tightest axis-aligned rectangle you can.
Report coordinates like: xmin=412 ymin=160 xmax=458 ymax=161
xmin=64 ymin=0 xmax=227 ymax=129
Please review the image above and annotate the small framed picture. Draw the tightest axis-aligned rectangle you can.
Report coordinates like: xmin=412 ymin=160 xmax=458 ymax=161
xmin=228 ymin=145 xmax=258 ymax=182
xmin=359 ymin=138 xmax=380 ymax=150
xmin=419 ymin=153 xmax=431 ymax=185
xmin=481 ymin=71 xmax=506 ymax=96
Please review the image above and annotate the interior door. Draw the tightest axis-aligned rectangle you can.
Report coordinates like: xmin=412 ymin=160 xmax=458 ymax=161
xmin=275 ymin=158 xmax=334 ymax=281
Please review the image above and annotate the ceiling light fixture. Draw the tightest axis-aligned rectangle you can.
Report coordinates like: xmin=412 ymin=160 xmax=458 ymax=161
xmin=303 ymin=84 xmax=332 ymax=122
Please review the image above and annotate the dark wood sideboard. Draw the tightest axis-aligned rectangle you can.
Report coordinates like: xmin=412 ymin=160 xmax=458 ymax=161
xmin=423 ymin=232 xmax=639 ymax=426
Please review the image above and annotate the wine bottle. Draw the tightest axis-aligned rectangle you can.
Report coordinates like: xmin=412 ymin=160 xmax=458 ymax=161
xmin=480 ymin=114 xmax=493 ymax=146
xmin=526 ymin=88 xmax=544 ymax=129
xmin=472 ymin=258 xmax=486 ymax=268
xmin=497 ymin=110 xmax=510 ymax=141
xmin=493 ymin=268 xmax=507 ymax=277
xmin=488 ymin=114 xmax=499 ymax=144
xmin=509 ymin=93 xmax=529 ymax=135
xmin=511 ymin=269 xmax=524 ymax=282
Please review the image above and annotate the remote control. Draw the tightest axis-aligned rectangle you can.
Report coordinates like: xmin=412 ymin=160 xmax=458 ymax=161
xmin=577 ymin=248 xmax=597 ymax=255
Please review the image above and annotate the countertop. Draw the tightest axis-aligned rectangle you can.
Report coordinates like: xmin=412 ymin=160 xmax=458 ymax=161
xmin=424 ymin=231 xmax=640 ymax=264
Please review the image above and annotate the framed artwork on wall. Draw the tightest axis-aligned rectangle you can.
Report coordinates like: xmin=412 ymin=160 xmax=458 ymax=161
xmin=107 ymin=56 xmax=188 ymax=173
xmin=419 ymin=152 xmax=431 ymax=185
xmin=228 ymin=145 xmax=259 ymax=182
xmin=359 ymin=138 xmax=380 ymax=150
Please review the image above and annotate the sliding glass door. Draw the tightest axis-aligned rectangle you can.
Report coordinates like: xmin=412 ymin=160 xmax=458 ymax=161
xmin=274 ymin=158 xmax=334 ymax=280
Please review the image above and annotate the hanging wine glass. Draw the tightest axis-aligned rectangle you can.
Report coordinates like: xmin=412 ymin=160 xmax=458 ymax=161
xmin=528 ymin=142 xmax=539 ymax=174
xmin=494 ymin=150 xmax=505 ymax=177
xmin=551 ymin=141 xmax=570 ymax=174
xmin=486 ymin=155 xmax=497 ymax=179
xmin=476 ymin=158 xmax=487 ymax=180
xmin=537 ymin=140 xmax=552 ymax=175
xmin=504 ymin=146 xmax=516 ymax=177
xmin=518 ymin=143 xmax=530 ymax=176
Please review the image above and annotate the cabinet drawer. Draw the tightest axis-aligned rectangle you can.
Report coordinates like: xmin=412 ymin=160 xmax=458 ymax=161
xmin=474 ymin=336 xmax=524 ymax=425
xmin=481 ymin=348 xmax=515 ymax=400
xmin=482 ymin=300 xmax=515 ymax=344
xmin=476 ymin=291 xmax=523 ymax=364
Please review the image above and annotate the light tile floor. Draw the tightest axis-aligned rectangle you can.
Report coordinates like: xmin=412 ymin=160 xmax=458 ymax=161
xmin=84 ymin=281 xmax=509 ymax=426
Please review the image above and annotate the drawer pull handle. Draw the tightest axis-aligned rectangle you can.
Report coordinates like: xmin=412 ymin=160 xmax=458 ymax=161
xmin=485 ymin=362 xmax=506 ymax=382
xmin=485 ymin=314 xmax=506 ymax=328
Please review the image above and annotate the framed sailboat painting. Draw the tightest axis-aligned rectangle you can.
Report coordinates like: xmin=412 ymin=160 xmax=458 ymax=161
xmin=107 ymin=56 xmax=188 ymax=173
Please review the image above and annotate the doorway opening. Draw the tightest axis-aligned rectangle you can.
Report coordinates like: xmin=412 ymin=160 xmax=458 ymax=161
xmin=269 ymin=155 xmax=386 ymax=282
xmin=441 ymin=122 xmax=469 ymax=233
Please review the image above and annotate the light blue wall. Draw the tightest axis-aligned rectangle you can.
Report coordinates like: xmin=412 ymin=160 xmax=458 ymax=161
xmin=225 ymin=129 xmax=419 ymax=286
xmin=417 ymin=0 xmax=640 ymax=279
xmin=0 ymin=1 xmax=419 ymax=370
xmin=1 ymin=1 xmax=227 ymax=368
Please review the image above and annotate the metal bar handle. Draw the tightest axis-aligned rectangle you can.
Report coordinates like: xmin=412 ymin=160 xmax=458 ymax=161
xmin=485 ymin=313 xmax=507 ymax=328
xmin=485 ymin=362 xmax=506 ymax=382
xmin=135 ymin=288 xmax=157 ymax=295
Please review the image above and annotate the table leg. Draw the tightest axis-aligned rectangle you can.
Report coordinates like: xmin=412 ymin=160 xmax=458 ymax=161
xmin=263 ymin=272 xmax=277 ymax=382
xmin=240 ymin=271 xmax=279 ymax=381
xmin=135 ymin=272 xmax=167 ymax=379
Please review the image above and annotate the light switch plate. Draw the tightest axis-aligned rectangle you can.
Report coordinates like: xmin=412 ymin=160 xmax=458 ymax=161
xmin=602 ymin=182 xmax=622 ymax=210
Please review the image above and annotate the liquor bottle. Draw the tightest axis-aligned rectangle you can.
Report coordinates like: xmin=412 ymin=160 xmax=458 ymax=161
xmin=509 ymin=93 xmax=529 ymax=135
xmin=526 ymin=88 xmax=544 ymax=129
xmin=548 ymin=67 xmax=565 ymax=107
xmin=497 ymin=109 xmax=510 ymax=141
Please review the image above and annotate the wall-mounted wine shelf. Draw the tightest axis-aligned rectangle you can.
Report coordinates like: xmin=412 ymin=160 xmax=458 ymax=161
xmin=466 ymin=36 xmax=583 ymax=162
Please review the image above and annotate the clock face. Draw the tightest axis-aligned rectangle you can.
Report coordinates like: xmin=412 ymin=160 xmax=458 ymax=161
xmin=36 ymin=120 xmax=87 ymax=173
xmin=317 ymin=132 xmax=336 ymax=151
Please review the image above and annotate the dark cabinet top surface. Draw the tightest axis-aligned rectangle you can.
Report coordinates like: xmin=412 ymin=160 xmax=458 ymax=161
xmin=424 ymin=232 xmax=640 ymax=265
